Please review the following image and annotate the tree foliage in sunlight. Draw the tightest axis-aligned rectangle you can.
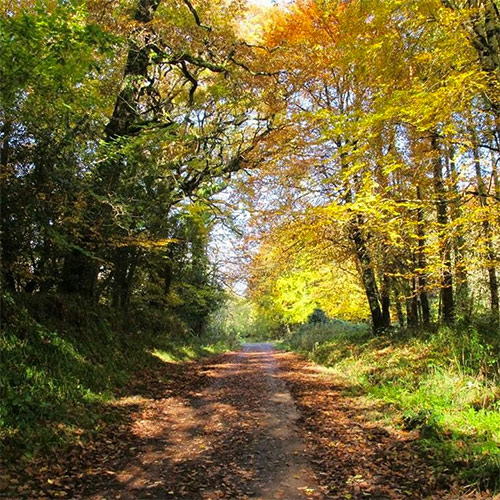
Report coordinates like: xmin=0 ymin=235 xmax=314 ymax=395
xmin=1 ymin=0 xmax=499 ymax=476
xmin=242 ymin=0 xmax=500 ymax=332
xmin=247 ymin=226 xmax=368 ymax=326
xmin=1 ymin=0 xmax=282 ymax=313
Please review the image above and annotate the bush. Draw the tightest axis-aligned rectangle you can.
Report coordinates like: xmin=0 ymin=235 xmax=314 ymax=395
xmin=206 ymin=296 xmax=278 ymax=341
xmin=285 ymin=319 xmax=370 ymax=354
xmin=307 ymin=308 xmax=329 ymax=324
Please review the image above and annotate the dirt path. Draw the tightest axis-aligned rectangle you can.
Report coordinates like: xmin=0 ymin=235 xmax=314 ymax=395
xmin=5 ymin=344 xmax=489 ymax=499
xmin=90 ymin=343 xmax=322 ymax=499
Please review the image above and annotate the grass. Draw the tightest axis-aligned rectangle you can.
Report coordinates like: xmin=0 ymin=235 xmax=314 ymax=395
xmin=152 ymin=341 xmax=237 ymax=363
xmin=282 ymin=320 xmax=500 ymax=490
xmin=0 ymin=292 xmax=239 ymax=460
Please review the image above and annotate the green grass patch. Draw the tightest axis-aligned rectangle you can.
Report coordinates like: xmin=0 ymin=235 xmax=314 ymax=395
xmin=282 ymin=321 xmax=500 ymax=490
xmin=152 ymin=339 xmax=239 ymax=363
xmin=0 ymin=292 xmax=239 ymax=460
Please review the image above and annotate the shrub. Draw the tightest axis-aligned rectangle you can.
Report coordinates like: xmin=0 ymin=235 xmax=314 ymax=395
xmin=0 ymin=292 xmax=236 ymax=458
xmin=307 ymin=308 xmax=329 ymax=324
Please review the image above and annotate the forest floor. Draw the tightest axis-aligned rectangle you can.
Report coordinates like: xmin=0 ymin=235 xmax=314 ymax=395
xmin=2 ymin=343 xmax=496 ymax=499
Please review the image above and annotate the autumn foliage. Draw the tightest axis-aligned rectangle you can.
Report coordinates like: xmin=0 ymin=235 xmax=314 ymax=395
xmin=1 ymin=0 xmax=499 ymax=495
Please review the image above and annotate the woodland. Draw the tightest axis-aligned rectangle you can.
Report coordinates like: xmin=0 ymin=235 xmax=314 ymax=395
xmin=1 ymin=0 xmax=500 ymax=497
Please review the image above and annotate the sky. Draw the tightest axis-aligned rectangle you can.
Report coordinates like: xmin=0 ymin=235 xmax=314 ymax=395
xmin=208 ymin=0 xmax=286 ymax=296
xmin=248 ymin=0 xmax=275 ymax=4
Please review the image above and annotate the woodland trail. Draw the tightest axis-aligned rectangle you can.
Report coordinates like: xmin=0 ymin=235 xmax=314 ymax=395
xmin=90 ymin=343 xmax=321 ymax=500
xmin=6 ymin=344 xmax=485 ymax=499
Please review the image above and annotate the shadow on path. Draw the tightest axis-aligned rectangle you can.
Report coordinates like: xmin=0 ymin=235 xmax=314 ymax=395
xmin=5 ymin=344 xmax=478 ymax=499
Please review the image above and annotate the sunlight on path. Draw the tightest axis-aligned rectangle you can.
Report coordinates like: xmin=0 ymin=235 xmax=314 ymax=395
xmin=228 ymin=343 xmax=322 ymax=499
xmin=90 ymin=343 xmax=322 ymax=499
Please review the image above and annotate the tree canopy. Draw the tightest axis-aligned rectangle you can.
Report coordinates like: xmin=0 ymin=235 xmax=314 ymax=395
xmin=1 ymin=0 xmax=499 ymax=333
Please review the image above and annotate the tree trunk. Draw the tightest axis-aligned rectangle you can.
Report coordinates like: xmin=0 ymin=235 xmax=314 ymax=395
xmin=112 ymin=247 xmax=140 ymax=310
xmin=406 ymin=278 xmax=419 ymax=327
xmin=473 ymin=142 xmax=499 ymax=320
xmin=395 ymin=294 xmax=405 ymax=327
xmin=100 ymin=0 xmax=162 ymax=185
xmin=448 ymin=147 xmax=470 ymax=319
xmin=415 ymin=185 xmax=431 ymax=325
xmin=492 ymin=148 xmax=500 ymax=205
xmin=0 ymin=120 xmax=17 ymax=291
xmin=462 ymin=0 xmax=500 ymax=75
xmin=431 ymin=135 xmax=454 ymax=323
xmin=60 ymin=249 xmax=99 ymax=298
xmin=442 ymin=1 xmax=500 ymax=130
xmin=349 ymin=216 xmax=385 ymax=333
xmin=59 ymin=0 xmax=162 ymax=298
xmin=381 ymin=273 xmax=391 ymax=328
xmin=392 ymin=280 xmax=406 ymax=326
xmin=164 ymin=262 xmax=173 ymax=295
xmin=338 ymin=146 xmax=385 ymax=333
xmin=112 ymin=248 xmax=128 ymax=309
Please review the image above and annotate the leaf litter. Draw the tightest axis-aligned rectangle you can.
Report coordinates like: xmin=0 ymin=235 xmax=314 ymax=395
xmin=1 ymin=344 xmax=497 ymax=499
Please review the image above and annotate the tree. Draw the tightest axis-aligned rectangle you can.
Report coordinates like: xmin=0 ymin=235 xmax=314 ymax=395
xmin=241 ymin=0 xmax=499 ymax=330
xmin=1 ymin=0 xmax=282 ymax=329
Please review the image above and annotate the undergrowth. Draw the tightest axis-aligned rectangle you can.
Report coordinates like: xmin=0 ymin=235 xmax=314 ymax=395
xmin=0 ymin=292 xmax=239 ymax=460
xmin=282 ymin=320 xmax=500 ymax=491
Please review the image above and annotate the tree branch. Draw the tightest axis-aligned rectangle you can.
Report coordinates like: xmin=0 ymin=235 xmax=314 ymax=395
xmin=181 ymin=0 xmax=212 ymax=31
xmin=180 ymin=60 xmax=198 ymax=105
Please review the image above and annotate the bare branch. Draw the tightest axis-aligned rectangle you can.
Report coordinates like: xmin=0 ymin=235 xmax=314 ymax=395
xmin=180 ymin=60 xmax=198 ymax=105
xmin=228 ymin=56 xmax=280 ymax=77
